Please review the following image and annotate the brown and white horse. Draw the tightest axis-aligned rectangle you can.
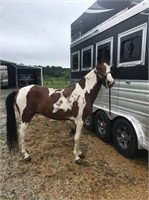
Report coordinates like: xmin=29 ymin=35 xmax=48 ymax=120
xmin=6 ymin=61 xmax=114 ymax=164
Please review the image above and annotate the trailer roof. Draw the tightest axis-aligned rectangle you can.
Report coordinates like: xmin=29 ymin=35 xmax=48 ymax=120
xmin=71 ymin=0 xmax=144 ymax=42
xmin=71 ymin=0 xmax=148 ymax=47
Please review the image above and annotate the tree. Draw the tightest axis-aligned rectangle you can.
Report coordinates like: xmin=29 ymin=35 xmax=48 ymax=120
xmin=42 ymin=66 xmax=70 ymax=79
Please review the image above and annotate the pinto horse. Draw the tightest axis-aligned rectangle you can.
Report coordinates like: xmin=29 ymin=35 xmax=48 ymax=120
xmin=6 ymin=61 xmax=114 ymax=164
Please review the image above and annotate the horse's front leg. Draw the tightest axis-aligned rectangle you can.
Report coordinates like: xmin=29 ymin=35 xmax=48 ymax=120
xmin=73 ymin=120 xmax=84 ymax=165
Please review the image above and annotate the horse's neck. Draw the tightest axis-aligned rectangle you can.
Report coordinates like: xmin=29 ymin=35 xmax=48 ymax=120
xmin=79 ymin=69 xmax=102 ymax=103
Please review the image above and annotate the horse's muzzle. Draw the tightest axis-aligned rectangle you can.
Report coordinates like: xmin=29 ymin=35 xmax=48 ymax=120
xmin=107 ymin=80 xmax=115 ymax=88
xmin=106 ymin=73 xmax=115 ymax=88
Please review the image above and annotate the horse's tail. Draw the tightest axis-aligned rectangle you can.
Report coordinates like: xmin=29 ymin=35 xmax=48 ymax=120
xmin=6 ymin=91 xmax=18 ymax=151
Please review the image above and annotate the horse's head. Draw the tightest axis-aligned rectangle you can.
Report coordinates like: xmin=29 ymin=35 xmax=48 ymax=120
xmin=95 ymin=62 xmax=115 ymax=88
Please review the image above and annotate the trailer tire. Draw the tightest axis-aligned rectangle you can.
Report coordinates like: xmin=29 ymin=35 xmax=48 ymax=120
xmin=112 ymin=118 xmax=138 ymax=158
xmin=94 ymin=111 xmax=111 ymax=142
xmin=84 ymin=115 xmax=94 ymax=131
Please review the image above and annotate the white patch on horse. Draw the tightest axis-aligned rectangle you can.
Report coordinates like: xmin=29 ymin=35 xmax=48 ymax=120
xmin=48 ymin=88 xmax=57 ymax=94
xmin=74 ymin=84 xmax=86 ymax=117
xmin=16 ymin=85 xmax=35 ymax=115
xmin=76 ymin=70 xmax=98 ymax=118
xmin=53 ymin=94 xmax=72 ymax=113
xmin=104 ymin=63 xmax=114 ymax=85
xmin=19 ymin=122 xmax=30 ymax=159
xmin=84 ymin=70 xmax=97 ymax=93
xmin=53 ymin=70 xmax=98 ymax=116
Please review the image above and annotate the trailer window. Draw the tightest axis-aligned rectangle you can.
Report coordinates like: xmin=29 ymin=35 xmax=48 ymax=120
xmin=81 ymin=45 xmax=93 ymax=71
xmin=120 ymin=33 xmax=142 ymax=63
xmin=96 ymin=37 xmax=113 ymax=66
xmin=117 ymin=23 xmax=147 ymax=67
xmin=71 ymin=51 xmax=80 ymax=71
xmin=98 ymin=44 xmax=110 ymax=64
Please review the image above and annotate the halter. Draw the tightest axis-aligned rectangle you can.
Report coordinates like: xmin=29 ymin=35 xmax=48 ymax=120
xmin=94 ymin=68 xmax=112 ymax=116
xmin=94 ymin=68 xmax=111 ymax=81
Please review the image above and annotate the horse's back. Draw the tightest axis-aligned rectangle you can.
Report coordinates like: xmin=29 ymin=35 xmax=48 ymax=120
xmin=16 ymin=85 xmax=50 ymax=115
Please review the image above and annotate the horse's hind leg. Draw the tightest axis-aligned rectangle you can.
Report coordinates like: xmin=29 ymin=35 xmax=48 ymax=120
xmin=73 ymin=120 xmax=84 ymax=164
xmin=19 ymin=122 xmax=31 ymax=161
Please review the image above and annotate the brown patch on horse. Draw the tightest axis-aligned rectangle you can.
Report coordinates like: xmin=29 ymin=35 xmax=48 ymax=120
xmin=82 ymin=83 xmax=102 ymax=121
xmin=78 ymin=77 xmax=86 ymax=89
xmin=43 ymin=92 xmax=61 ymax=118
xmin=62 ymin=85 xmax=75 ymax=98
xmin=22 ymin=86 xmax=51 ymax=123
xmin=71 ymin=101 xmax=79 ymax=117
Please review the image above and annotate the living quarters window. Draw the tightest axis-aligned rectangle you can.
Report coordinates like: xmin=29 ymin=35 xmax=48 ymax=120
xmin=81 ymin=45 xmax=93 ymax=71
xmin=96 ymin=37 xmax=113 ymax=66
xmin=71 ymin=51 xmax=80 ymax=72
xmin=120 ymin=35 xmax=142 ymax=62
xmin=117 ymin=23 xmax=147 ymax=67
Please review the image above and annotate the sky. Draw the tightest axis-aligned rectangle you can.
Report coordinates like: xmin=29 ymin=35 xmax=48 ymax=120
xmin=1 ymin=0 xmax=96 ymax=68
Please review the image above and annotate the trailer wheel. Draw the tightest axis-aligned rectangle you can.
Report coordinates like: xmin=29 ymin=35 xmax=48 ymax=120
xmin=84 ymin=115 xmax=94 ymax=131
xmin=94 ymin=111 xmax=111 ymax=142
xmin=112 ymin=118 xmax=138 ymax=158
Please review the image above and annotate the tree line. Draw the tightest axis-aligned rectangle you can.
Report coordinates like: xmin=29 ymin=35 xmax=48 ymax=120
xmin=42 ymin=65 xmax=70 ymax=80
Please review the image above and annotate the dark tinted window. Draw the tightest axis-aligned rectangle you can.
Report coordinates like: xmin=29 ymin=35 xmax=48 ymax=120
xmin=120 ymin=31 xmax=142 ymax=63
xmin=82 ymin=49 xmax=92 ymax=69
xmin=72 ymin=53 xmax=79 ymax=70
xmin=97 ymin=43 xmax=110 ymax=64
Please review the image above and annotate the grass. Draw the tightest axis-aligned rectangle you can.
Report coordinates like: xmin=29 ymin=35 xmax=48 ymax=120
xmin=43 ymin=77 xmax=71 ymax=89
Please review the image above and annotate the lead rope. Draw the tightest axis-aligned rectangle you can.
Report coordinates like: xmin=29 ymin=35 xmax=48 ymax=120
xmin=109 ymin=87 xmax=111 ymax=116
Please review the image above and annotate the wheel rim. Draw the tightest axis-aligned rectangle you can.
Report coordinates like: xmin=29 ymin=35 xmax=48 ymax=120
xmin=97 ymin=117 xmax=106 ymax=135
xmin=116 ymin=127 xmax=131 ymax=149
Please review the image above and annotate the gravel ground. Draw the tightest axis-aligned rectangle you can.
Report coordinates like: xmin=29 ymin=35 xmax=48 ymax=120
xmin=0 ymin=90 xmax=148 ymax=200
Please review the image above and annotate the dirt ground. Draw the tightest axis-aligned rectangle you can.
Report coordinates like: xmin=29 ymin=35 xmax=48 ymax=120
xmin=0 ymin=90 xmax=148 ymax=200
xmin=0 ymin=115 xmax=148 ymax=200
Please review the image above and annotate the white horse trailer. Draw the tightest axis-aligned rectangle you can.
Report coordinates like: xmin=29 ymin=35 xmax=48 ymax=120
xmin=70 ymin=0 xmax=149 ymax=157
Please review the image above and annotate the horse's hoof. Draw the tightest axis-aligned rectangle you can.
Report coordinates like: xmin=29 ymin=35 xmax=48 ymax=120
xmin=75 ymin=158 xmax=84 ymax=165
xmin=24 ymin=156 xmax=31 ymax=162
xmin=79 ymin=153 xmax=85 ymax=159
